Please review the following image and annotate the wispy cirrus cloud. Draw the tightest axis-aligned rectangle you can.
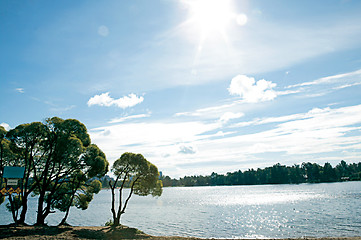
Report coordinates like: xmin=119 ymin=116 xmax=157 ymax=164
xmin=109 ymin=113 xmax=151 ymax=123
xmin=286 ymin=68 xmax=361 ymax=89
xmin=175 ymin=102 xmax=236 ymax=118
xmin=90 ymin=103 xmax=361 ymax=177
xmin=87 ymin=92 xmax=144 ymax=108
xmin=15 ymin=88 xmax=25 ymax=93
xmin=219 ymin=112 xmax=244 ymax=124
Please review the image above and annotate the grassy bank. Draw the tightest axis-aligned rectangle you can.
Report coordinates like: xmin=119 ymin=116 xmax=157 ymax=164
xmin=0 ymin=225 xmax=360 ymax=240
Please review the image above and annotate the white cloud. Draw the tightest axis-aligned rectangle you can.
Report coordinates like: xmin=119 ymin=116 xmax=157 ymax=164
xmin=109 ymin=113 xmax=151 ymax=123
xmin=0 ymin=123 xmax=11 ymax=131
xmin=219 ymin=104 xmax=361 ymax=155
xmin=15 ymin=88 xmax=24 ymax=93
xmin=90 ymin=104 xmax=361 ymax=178
xmin=50 ymin=105 xmax=76 ymax=112
xmin=89 ymin=120 xmax=219 ymax=159
xmin=179 ymin=145 xmax=197 ymax=154
xmin=98 ymin=25 xmax=109 ymax=37
xmin=219 ymin=112 xmax=244 ymax=124
xmin=286 ymin=68 xmax=361 ymax=89
xmin=228 ymin=75 xmax=277 ymax=103
xmin=87 ymin=92 xmax=144 ymax=108
xmin=333 ymin=82 xmax=361 ymax=90
xmin=175 ymin=102 xmax=236 ymax=118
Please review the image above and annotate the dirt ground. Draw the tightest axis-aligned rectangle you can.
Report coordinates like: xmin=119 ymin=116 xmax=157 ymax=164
xmin=0 ymin=225 xmax=197 ymax=240
xmin=0 ymin=225 xmax=360 ymax=240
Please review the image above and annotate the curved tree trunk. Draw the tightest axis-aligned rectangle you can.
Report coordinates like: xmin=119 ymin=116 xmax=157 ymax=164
xmin=59 ymin=181 xmax=80 ymax=226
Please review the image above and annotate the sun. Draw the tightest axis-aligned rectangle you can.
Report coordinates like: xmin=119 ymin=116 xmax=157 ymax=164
xmin=185 ymin=0 xmax=234 ymax=36
xmin=181 ymin=0 xmax=248 ymax=70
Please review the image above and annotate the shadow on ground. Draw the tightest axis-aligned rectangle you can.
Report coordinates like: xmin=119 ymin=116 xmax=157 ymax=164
xmin=0 ymin=225 xmax=151 ymax=239
xmin=0 ymin=225 xmax=72 ymax=238
xmin=74 ymin=226 xmax=151 ymax=239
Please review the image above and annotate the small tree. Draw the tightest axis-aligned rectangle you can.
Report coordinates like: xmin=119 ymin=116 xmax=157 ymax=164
xmin=109 ymin=152 xmax=162 ymax=226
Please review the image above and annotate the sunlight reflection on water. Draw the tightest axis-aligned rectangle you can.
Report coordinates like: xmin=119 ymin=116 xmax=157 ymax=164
xmin=208 ymin=191 xmax=325 ymax=206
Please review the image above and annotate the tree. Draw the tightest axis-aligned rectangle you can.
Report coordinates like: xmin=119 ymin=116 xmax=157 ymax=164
xmin=288 ymin=164 xmax=304 ymax=184
xmin=302 ymin=162 xmax=321 ymax=183
xmin=109 ymin=152 xmax=162 ymax=226
xmin=56 ymin=143 xmax=107 ymax=225
xmin=55 ymin=176 xmax=102 ymax=225
xmin=5 ymin=122 xmax=46 ymax=224
xmin=32 ymin=117 xmax=108 ymax=225
xmin=269 ymin=163 xmax=288 ymax=184
xmin=321 ymin=162 xmax=337 ymax=182
xmin=2 ymin=117 xmax=108 ymax=225
xmin=0 ymin=126 xmax=7 ymax=171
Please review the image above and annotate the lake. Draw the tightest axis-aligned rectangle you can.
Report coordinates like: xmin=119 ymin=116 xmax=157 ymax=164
xmin=0 ymin=181 xmax=360 ymax=238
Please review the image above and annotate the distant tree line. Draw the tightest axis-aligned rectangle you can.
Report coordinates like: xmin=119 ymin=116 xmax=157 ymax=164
xmin=160 ymin=160 xmax=361 ymax=187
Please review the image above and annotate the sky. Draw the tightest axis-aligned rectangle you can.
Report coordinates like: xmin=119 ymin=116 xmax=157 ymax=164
xmin=1 ymin=0 xmax=361 ymax=178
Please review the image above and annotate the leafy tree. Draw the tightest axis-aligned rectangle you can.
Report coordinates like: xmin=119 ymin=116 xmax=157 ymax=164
xmin=55 ymin=143 xmax=107 ymax=225
xmin=5 ymin=122 xmax=46 ymax=224
xmin=288 ymin=164 xmax=304 ymax=184
xmin=0 ymin=126 xmax=6 ymax=171
xmin=32 ymin=117 xmax=108 ymax=225
xmin=336 ymin=160 xmax=349 ymax=179
xmin=2 ymin=117 xmax=108 ymax=225
xmin=109 ymin=152 xmax=162 ymax=226
xmin=321 ymin=162 xmax=337 ymax=182
xmin=302 ymin=162 xmax=321 ymax=183
xmin=55 ymin=176 xmax=102 ymax=225
xmin=269 ymin=163 xmax=288 ymax=184
xmin=0 ymin=126 xmax=22 ymax=224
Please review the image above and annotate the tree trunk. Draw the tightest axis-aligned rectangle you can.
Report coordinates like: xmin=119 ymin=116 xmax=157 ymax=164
xmin=8 ymin=195 xmax=18 ymax=224
xmin=18 ymin=194 xmax=28 ymax=224
xmin=109 ymin=176 xmax=121 ymax=226
xmin=36 ymin=214 xmax=46 ymax=225
xmin=59 ymin=182 xmax=79 ymax=226
xmin=110 ymin=182 xmax=118 ymax=225
xmin=36 ymin=190 xmax=46 ymax=225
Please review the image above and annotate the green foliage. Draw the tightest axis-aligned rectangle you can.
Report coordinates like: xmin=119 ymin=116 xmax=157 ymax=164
xmin=104 ymin=219 xmax=114 ymax=226
xmin=0 ymin=127 xmax=17 ymax=167
xmin=81 ymin=144 xmax=108 ymax=178
xmin=75 ymin=193 xmax=93 ymax=210
xmin=112 ymin=152 xmax=163 ymax=197
xmin=110 ymin=152 xmax=163 ymax=226
xmin=1 ymin=117 xmax=109 ymax=225
xmin=88 ymin=180 xmax=102 ymax=194
xmin=0 ymin=126 xmax=6 ymax=136
xmin=51 ymin=182 xmax=74 ymax=212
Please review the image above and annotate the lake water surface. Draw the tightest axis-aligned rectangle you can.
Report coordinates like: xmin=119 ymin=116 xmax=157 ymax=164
xmin=1 ymin=181 xmax=360 ymax=238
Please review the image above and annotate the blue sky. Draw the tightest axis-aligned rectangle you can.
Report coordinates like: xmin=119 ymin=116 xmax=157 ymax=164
xmin=1 ymin=0 xmax=361 ymax=177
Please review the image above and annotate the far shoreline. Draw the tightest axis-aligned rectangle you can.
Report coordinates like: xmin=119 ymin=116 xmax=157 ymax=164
xmin=0 ymin=224 xmax=360 ymax=240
